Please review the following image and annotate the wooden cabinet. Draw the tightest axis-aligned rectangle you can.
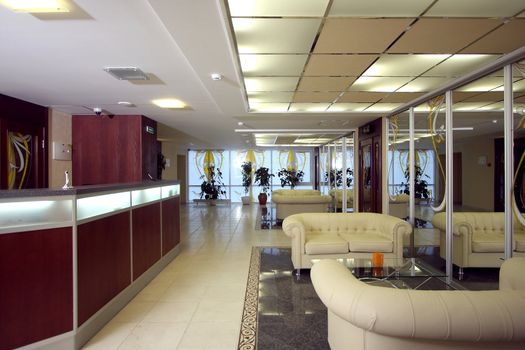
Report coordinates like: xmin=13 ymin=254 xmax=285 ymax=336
xmin=358 ymin=118 xmax=382 ymax=213
xmin=72 ymin=115 xmax=158 ymax=186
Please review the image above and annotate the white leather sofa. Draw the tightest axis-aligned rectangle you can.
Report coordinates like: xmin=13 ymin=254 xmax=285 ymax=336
xmin=311 ymin=258 xmax=525 ymax=350
xmin=432 ymin=212 xmax=525 ymax=273
xmin=271 ymin=189 xmax=331 ymax=220
xmin=282 ymin=213 xmax=412 ymax=270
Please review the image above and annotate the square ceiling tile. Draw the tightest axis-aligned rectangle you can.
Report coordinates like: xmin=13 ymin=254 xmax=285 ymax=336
xmin=380 ymin=92 xmax=425 ymax=103
xmin=363 ymin=54 xmax=450 ymax=77
xmin=328 ymin=103 xmax=372 ymax=112
xmin=249 ymin=103 xmax=290 ymax=112
xmin=398 ymin=77 xmax=452 ymax=92
xmin=425 ymin=0 xmax=525 ymax=18
xmin=304 ymin=54 xmax=378 ymax=76
xmin=314 ymin=18 xmax=412 ymax=54
xmin=245 ymin=77 xmax=299 ymax=91
xmin=248 ymin=91 xmax=294 ymax=103
xmin=228 ymin=0 xmax=329 ymax=17
xmin=240 ymin=54 xmax=308 ymax=76
xmin=461 ymin=20 xmax=525 ymax=54
xmin=365 ymin=103 xmax=403 ymax=112
xmin=329 ymin=0 xmax=433 ymax=17
xmin=293 ymin=91 xmax=341 ymax=103
xmin=338 ymin=91 xmax=387 ymax=103
xmin=423 ymin=54 xmax=499 ymax=77
xmin=388 ymin=18 xmax=501 ymax=54
xmin=233 ymin=18 xmax=321 ymax=53
xmin=289 ymin=103 xmax=330 ymax=112
xmin=297 ymin=77 xmax=356 ymax=91
xmin=349 ymin=76 xmax=414 ymax=92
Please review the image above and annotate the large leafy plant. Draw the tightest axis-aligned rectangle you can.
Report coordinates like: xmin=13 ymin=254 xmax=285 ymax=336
xmin=240 ymin=161 xmax=253 ymax=195
xmin=277 ymin=168 xmax=304 ymax=189
xmin=400 ymin=165 xmax=430 ymax=200
xmin=324 ymin=168 xmax=353 ymax=188
xmin=200 ymin=166 xmax=226 ymax=200
xmin=253 ymin=167 xmax=274 ymax=194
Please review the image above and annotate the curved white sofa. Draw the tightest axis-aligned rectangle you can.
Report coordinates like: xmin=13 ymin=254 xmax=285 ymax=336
xmin=272 ymin=189 xmax=331 ymax=220
xmin=311 ymin=258 xmax=525 ymax=350
xmin=432 ymin=212 xmax=525 ymax=272
xmin=282 ymin=213 xmax=412 ymax=270
xmin=388 ymin=193 xmax=409 ymax=218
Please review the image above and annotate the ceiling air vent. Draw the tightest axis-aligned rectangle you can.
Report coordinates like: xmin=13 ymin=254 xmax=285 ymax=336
xmin=104 ymin=67 xmax=149 ymax=81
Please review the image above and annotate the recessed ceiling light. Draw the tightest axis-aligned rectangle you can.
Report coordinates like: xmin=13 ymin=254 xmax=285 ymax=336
xmin=211 ymin=73 xmax=222 ymax=81
xmin=152 ymin=98 xmax=187 ymax=109
xmin=118 ymin=101 xmax=135 ymax=107
xmin=0 ymin=0 xmax=69 ymax=12
xmin=492 ymin=119 xmax=498 ymax=123
xmin=237 ymin=122 xmax=244 ymax=126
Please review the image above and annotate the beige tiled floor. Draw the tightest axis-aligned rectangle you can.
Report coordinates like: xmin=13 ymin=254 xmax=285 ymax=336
xmin=82 ymin=204 xmax=289 ymax=350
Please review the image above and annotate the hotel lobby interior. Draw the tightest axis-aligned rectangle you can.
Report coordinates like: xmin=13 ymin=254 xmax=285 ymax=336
xmin=2 ymin=0 xmax=525 ymax=349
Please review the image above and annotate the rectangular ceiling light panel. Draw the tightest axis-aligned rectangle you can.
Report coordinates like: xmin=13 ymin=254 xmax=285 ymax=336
xmin=289 ymin=103 xmax=330 ymax=112
xmin=233 ymin=18 xmax=321 ymax=54
xmin=328 ymin=103 xmax=372 ymax=112
xmin=0 ymin=0 xmax=69 ymax=12
xmin=363 ymin=54 xmax=449 ymax=77
xmin=425 ymin=0 xmax=525 ymax=18
xmin=240 ymin=54 xmax=308 ymax=76
xmin=245 ymin=77 xmax=299 ymax=91
xmin=329 ymin=0 xmax=433 ymax=17
xmin=423 ymin=54 xmax=498 ymax=77
xmin=228 ymin=0 xmax=329 ymax=16
xmin=397 ymin=77 xmax=451 ymax=92
xmin=248 ymin=92 xmax=294 ymax=103
xmin=349 ymin=76 xmax=413 ymax=92
xmin=304 ymin=55 xmax=378 ymax=76
xmin=297 ymin=77 xmax=355 ymax=91
xmin=249 ymin=103 xmax=289 ymax=112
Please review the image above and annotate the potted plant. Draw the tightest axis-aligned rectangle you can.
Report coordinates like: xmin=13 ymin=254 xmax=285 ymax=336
xmin=199 ymin=166 xmax=226 ymax=204
xmin=277 ymin=168 xmax=304 ymax=189
xmin=325 ymin=168 xmax=353 ymax=188
xmin=400 ymin=164 xmax=430 ymax=203
xmin=240 ymin=161 xmax=252 ymax=205
xmin=253 ymin=166 xmax=274 ymax=205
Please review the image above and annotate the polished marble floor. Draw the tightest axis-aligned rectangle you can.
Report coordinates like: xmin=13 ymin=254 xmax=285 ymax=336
xmin=83 ymin=203 xmax=290 ymax=350
xmin=83 ymin=203 xmax=499 ymax=349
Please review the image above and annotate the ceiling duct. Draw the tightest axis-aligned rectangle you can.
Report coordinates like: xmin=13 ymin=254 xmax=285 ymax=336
xmin=103 ymin=67 xmax=149 ymax=81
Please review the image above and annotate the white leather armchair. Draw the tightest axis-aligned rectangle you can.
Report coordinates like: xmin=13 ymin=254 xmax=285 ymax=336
xmin=432 ymin=212 xmax=525 ymax=273
xmin=282 ymin=213 xmax=412 ymax=270
xmin=311 ymin=258 xmax=525 ymax=350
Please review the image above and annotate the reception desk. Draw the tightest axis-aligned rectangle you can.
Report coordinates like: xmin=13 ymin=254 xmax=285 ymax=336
xmin=0 ymin=181 xmax=181 ymax=350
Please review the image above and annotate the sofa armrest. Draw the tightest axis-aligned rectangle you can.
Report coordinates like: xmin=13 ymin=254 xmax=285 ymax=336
xmin=282 ymin=215 xmax=307 ymax=269
xmin=273 ymin=194 xmax=332 ymax=204
xmin=500 ymin=257 xmax=525 ymax=291
xmin=377 ymin=214 xmax=412 ymax=240
xmin=312 ymin=259 xmax=525 ymax=342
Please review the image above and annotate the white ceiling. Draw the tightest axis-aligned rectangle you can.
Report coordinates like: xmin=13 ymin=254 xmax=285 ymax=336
xmin=1 ymin=0 xmax=525 ymax=150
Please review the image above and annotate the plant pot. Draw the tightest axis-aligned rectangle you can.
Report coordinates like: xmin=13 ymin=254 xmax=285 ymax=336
xmin=241 ymin=196 xmax=251 ymax=205
xmin=258 ymin=193 xmax=267 ymax=205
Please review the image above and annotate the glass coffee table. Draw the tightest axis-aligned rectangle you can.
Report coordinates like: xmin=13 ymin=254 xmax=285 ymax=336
xmin=313 ymin=257 xmax=448 ymax=290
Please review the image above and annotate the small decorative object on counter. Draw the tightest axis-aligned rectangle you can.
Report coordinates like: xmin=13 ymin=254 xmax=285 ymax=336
xmin=62 ymin=170 xmax=72 ymax=190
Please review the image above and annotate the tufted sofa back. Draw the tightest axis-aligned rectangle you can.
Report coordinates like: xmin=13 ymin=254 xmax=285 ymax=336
xmin=432 ymin=212 xmax=525 ymax=236
xmin=272 ymin=189 xmax=320 ymax=196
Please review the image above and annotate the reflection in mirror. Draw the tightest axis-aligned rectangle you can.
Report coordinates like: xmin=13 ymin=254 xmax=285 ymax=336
xmin=512 ymin=62 xmax=525 ymax=249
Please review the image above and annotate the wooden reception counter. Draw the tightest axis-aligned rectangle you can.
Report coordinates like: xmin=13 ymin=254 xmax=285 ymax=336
xmin=0 ymin=181 xmax=181 ymax=350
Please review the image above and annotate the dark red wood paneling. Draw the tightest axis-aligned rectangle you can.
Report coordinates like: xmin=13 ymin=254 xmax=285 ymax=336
xmin=77 ymin=212 xmax=131 ymax=325
xmin=72 ymin=115 xmax=142 ymax=186
xmin=162 ymin=196 xmax=180 ymax=255
xmin=132 ymin=203 xmax=161 ymax=280
xmin=141 ymin=116 xmax=158 ymax=181
xmin=0 ymin=94 xmax=48 ymax=189
xmin=0 ymin=227 xmax=72 ymax=350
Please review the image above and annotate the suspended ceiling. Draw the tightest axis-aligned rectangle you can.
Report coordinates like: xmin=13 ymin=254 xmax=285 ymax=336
xmin=1 ymin=1 xmax=525 ymax=149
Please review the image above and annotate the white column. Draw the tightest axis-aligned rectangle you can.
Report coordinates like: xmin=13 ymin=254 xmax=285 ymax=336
xmin=504 ymin=64 xmax=514 ymax=259
xmin=409 ymin=108 xmax=415 ymax=257
xmin=445 ymin=90 xmax=454 ymax=284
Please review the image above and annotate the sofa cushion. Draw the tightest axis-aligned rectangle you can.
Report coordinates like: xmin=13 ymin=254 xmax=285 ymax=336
xmin=305 ymin=234 xmax=349 ymax=254
xmin=340 ymin=232 xmax=393 ymax=253
xmin=472 ymin=233 xmax=504 ymax=253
